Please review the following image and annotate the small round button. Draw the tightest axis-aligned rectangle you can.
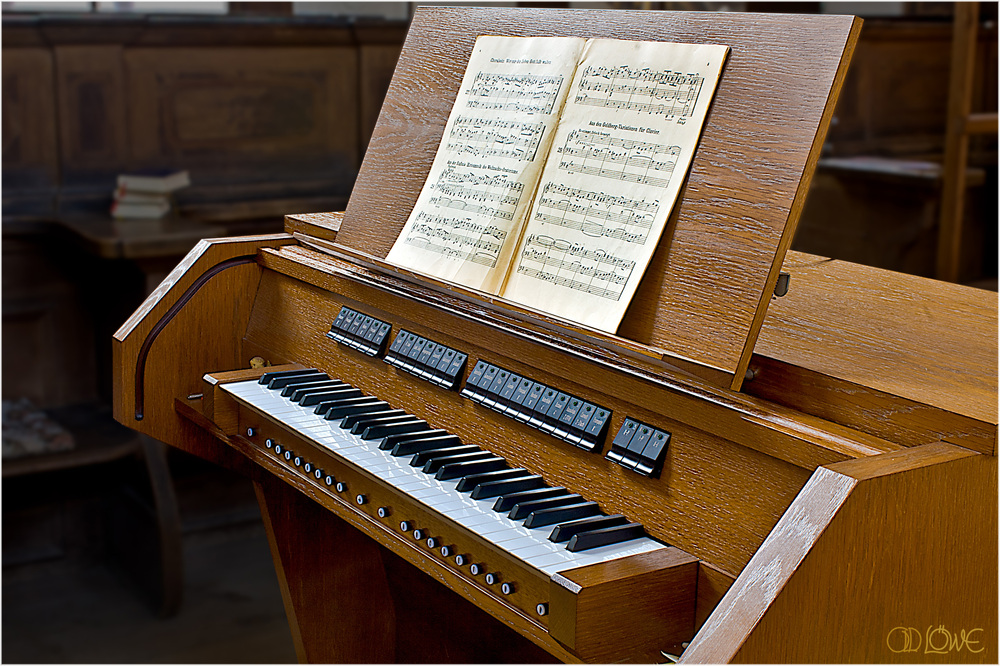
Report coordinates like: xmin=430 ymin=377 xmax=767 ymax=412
xmin=264 ymin=438 xmax=274 ymax=449
xmin=335 ymin=481 xmax=347 ymax=493
xmin=324 ymin=475 xmax=334 ymax=486
xmin=454 ymin=554 xmax=467 ymax=566
xmin=412 ymin=528 xmax=424 ymax=541
xmin=246 ymin=427 xmax=256 ymax=437
xmin=399 ymin=521 xmax=412 ymax=532
xmin=440 ymin=545 xmax=452 ymax=558
xmin=292 ymin=456 xmax=302 ymax=467
xmin=303 ymin=462 xmax=312 ymax=473
xmin=500 ymin=582 xmax=515 ymax=595
xmin=536 ymin=603 xmax=548 ymax=617
xmin=426 ymin=536 xmax=438 ymax=549
xmin=377 ymin=506 xmax=390 ymax=518
xmin=356 ymin=494 xmax=367 ymax=506
xmin=469 ymin=563 xmax=483 ymax=576
xmin=283 ymin=450 xmax=293 ymax=462
xmin=274 ymin=444 xmax=283 ymax=455
xmin=485 ymin=572 xmax=500 ymax=585
xmin=314 ymin=469 xmax=323 ymax=480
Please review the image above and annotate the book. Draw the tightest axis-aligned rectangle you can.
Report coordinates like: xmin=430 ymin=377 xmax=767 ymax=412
xmin=385 ymin=36 xmax=728 ymax=333
xmin=116 ymin=169 xmax=190 ymax=194
xmin=111 ymin=198 xmax=172 ymax=220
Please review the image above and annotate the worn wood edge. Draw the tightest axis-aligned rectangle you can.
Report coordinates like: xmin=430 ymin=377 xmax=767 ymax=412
xmin=257 ymin=243 xmax=902 ymax=469
xmin=681 ymin=442 xmax=988 ymax=663
xmin=186 ymin=412 xmax=582 ymax=663
xmin=730 ymin=15 xmax=864 ymax=392
xmin=113 ymin=233 xmax=295 ymax=341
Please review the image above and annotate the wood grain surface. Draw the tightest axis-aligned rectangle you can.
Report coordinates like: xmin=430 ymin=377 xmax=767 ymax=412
xmin=682 ymin=443 xmax=997 ymax=663
xmin=112 ymin=233 xmax=294 ymax=469
xmin=752 ymin=251 xmax=997 ymax=453
xmin=339 ymin=7 xmax=862 ymax=385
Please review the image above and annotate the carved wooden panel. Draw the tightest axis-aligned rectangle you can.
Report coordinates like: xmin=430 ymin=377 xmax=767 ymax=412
xmin=124 ymin=47 xmax=359 ymax=188
xmin=54 ymin=45 xmax=129 ymax=185
xmin=2 ymin=47 xmax=58 ymax=210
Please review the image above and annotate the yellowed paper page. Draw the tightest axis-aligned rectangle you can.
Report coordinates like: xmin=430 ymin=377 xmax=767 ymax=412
xmin=500 ymin=39 xmax=729 ymax=332
xmin=386 ymin=35 xmax=585 ymax=293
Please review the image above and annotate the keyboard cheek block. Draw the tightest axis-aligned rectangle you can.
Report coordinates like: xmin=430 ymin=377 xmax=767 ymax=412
xmin=199 ymin=367 xmax=700 ymax=663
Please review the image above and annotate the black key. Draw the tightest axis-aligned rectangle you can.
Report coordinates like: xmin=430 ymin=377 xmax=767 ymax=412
xmin=300 ymin=387 xmax=363 ymax=407
xmin=566 ymin=523 xmax=645 ymax=552
xmin=323 ymin=399 xmax=387 ymax=420
xmin=259 ymin=368 xmax=319 ymax=385
xmin=435 ymin=456 xmax=506 ymax=480
xmin=493 ymin=486 xmax=570 ymax=513
xmin=421 ymin=450 xmax=494 ymax=475
xmin=280 ymin=377 xmax=337 ymax=397
xmin=508 ymin=493 xmax=584 ymax=521
xmin=343 ymin=410 xmax=408 ymax=433
xmin=454 ymin=467 xmax=530 ymax=493
xmin=469 ymin=472 xmax=543 ymax=498
xmin=288 ymin=380 xmax=346 ymax=402
xmin=390 ymin=434 xmax=463 ymax=457
xmin=378 ymin=428 xmax=450 ymax=451
xmin=523 ymin=501 xmax=600 ymax=529
xmin=352 ymin=414 xmax=419 ymax=436
xmin=266 ymin=369 xmax=325 ymax=389
xmin=548 ymin=514 xmax=629 ymax=543
xmin=409 ymin=444 xmax=482 ymax=468
xmin=340 ymin=408 xmax=405 ymax=430
xmin=362 ymin=418 xmax=428 ymax=441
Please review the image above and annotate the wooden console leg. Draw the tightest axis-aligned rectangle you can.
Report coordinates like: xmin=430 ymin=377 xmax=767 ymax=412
xmin=254 ymin=474 xmax=396 ymax=663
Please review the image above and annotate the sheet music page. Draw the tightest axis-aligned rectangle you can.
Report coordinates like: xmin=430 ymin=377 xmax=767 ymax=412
xmin=386 ymin=36 xmax=585 ymax=294
xmin=500 ymin=39 xmax=729 ymax=333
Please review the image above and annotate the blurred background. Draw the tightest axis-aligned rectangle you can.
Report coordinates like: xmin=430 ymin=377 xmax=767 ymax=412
xmin=2 ymin=1 xmax=996 ymax=662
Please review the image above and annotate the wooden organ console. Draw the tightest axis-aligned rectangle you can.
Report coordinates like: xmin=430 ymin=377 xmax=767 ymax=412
xmin=112 ymin=7 xmax=997 ymax=663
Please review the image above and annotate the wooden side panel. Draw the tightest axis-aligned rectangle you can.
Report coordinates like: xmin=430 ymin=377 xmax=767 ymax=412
xmin=341 ymin=7 xmax=861 ymax=381
xmin=683 ymin=443 xmax=997 ymax=663
xmin=123 ymin=47 xmax=359 ymax=189
xmin=549 ymin=548 xmax=699 ymax=662
xmin=112 ymin=233 xmax=295 ymax=468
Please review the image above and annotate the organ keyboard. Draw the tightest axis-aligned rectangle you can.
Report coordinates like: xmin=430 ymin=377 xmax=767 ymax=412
xmin=113 ymin=7 xmax=996 ymax=664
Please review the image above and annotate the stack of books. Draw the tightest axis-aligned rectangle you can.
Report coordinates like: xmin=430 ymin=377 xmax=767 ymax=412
xmin=111 ymin=170 xmax=190 ymax=220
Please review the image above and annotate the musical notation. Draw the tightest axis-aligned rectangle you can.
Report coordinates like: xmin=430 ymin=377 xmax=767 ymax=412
xmin=402 ymin=212 xmax=509 ymax=268
xmin=446 ymin=116 xmax=547 ymax=163
xmin=557 ymin=130 xmax=681 ymax=189
xmin=466 ymin=73 xmax=565 ymax=116
xmin=533 ymin=182 xmax=658 ymax=244
xmin=515 ymin=234 xmax=634 ymax=301
xmin=575 ymin=65 xmax=704 ymax=121
xmin=401 ymin=169 xmax=524 ymax=269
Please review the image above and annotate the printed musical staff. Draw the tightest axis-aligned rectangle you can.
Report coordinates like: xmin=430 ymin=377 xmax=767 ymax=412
xmin=466 ymin=73 xmax=565 ymax=115
xmin=557 ymin=130 xmax=681 ymax=189
xmin=446 ymin=116 xmax=547 ymax=163
xmin=575 ymin=65 xmax=704 ymax=121
xmin=515 ymin=234 xmax=634 ymax=301
xmin=400 ymin=169 xmax=524 ymax=269
xmin=533 ymin=182 xmax=658 ymax=244
xmin=403 ymin=212 xmax=509 ymax=268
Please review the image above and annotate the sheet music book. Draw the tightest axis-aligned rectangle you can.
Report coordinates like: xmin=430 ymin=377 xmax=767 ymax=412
xmin=386 ymin=35 xmax=728 ymax=333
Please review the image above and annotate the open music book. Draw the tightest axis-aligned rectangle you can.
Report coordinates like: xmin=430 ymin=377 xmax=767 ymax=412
xmin=386 ymin=35 xmax=728 ymax=333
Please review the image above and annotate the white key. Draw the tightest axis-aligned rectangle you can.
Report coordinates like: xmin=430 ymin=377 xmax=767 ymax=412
xmin=223 ymin=378 xmax=664 ymax=576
